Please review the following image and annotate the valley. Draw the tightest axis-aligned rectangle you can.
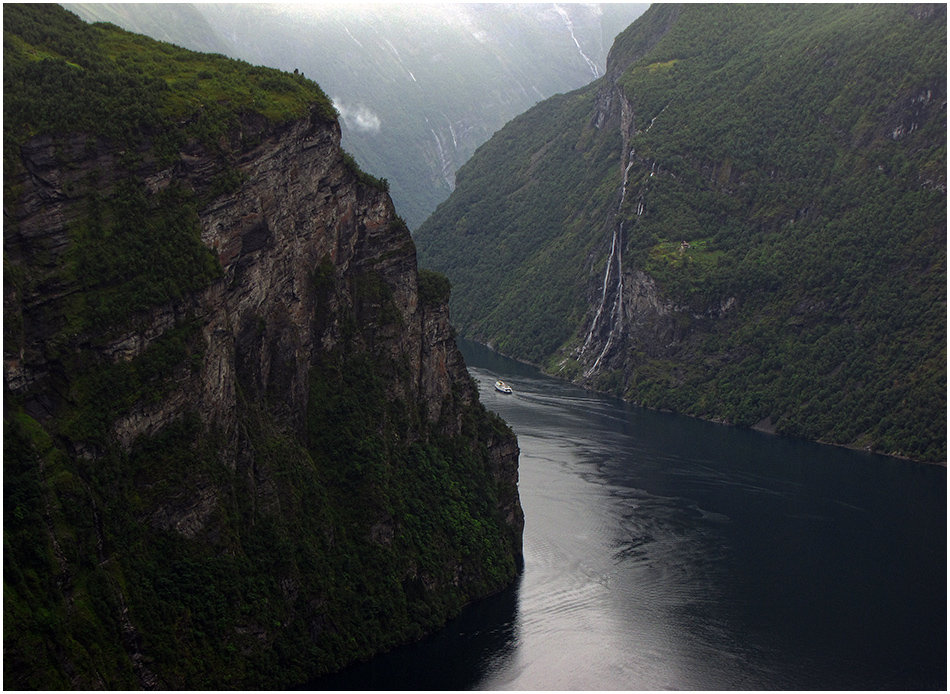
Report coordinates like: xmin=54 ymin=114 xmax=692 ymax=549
xmin=3 ymin=4 xmax=945 ymax=690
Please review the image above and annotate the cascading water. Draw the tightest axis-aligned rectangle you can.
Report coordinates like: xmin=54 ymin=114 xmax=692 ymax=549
xmin=581 ymin=95 xmax=639 ymax=376
xmin=553 ymin=4 xmax=600 ymax=78
xmin=584 ymin=189 xmax=646 ymax=378
xmin=443 ymin=111 xmax=458 ymax=150
xmin=428 ymin=125 xmax=455 ymax=191
xmin=584 ymin=221 xmax=624 ymax=377
xmin=580 ymin=89 xmax=667 ymax=379
xmin=645 ymin=102 xmax=670 ymax=133
xmin=581 ymin=225 xmax=619 ymax=354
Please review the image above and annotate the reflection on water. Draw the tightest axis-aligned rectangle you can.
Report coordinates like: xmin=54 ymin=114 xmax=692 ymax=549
xmin=309 ymin=339 xmax=946 ymax=690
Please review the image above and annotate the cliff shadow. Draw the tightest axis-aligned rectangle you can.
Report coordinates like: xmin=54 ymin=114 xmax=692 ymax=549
xmin=300 ymin=572 xmax=523 ymax=691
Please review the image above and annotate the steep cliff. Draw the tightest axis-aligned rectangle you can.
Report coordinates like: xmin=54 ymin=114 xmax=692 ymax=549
xmin=4 ymin=6 xmax=522 ymax=688
xmin=416 ymin=4 xmax=946 ymax=463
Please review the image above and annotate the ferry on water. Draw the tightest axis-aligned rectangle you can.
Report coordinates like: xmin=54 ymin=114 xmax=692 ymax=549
xmin=494 ymin=380 xmax=513 ymax=394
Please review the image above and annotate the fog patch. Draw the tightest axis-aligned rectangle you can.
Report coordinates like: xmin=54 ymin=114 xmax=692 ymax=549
xmin=333 ymin=99 xmax=381 ymax=133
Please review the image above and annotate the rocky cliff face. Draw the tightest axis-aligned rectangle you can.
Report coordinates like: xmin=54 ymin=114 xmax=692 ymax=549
xmin=8 ymin=108 xmax=473 ymax=449
xmin=4 ymin=105 xmax=523 ymax=688
xmin=591 ymin=3 xmax=681 ymax=129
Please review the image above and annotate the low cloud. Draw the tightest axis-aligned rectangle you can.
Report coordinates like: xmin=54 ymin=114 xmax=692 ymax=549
xmin=333 ymin=99 xmax=382 ymax=133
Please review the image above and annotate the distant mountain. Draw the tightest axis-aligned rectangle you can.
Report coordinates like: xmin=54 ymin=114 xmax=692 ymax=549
xmin=63 ymin=2 xmax=648 ymax=228
xmin=415 ymin=4 xmax=947 ymax=463
xmin=60 ymin=2 xmax=230 ymax=54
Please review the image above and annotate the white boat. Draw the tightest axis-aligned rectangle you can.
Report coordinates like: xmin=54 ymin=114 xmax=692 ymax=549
xmin=494 ymin=380 xmax=513 ymax=394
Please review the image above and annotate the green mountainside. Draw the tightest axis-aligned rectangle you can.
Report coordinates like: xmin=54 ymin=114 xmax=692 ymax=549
xmin=63 ymin=2 xmax=649 ymax=230
xmin=4 ymin=5 xmax=522 ymax=688
xmin=416 ymin=4 xmax=947 ymax=463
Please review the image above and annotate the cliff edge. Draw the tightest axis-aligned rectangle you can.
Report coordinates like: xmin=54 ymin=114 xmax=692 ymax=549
xmin=4 ymin=6 xmax=522 ymax=688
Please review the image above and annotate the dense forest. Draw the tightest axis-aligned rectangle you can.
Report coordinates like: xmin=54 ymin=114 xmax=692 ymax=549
xmin=4 ymin=5 xmax=521 ymax=688
xmin=416 ymin=3 xmax=946 ymax=463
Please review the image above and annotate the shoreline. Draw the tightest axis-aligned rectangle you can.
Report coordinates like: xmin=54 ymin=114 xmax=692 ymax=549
xmin=465 ymin=338 xmax=946 ymax=467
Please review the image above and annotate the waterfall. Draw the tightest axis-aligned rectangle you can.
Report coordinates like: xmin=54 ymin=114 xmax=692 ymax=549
xmin=619 ymin=149 xmax=635 ymax=204
xmin=644 ymin=102 xmax=670 ymax=133
xmin=379 ymin=35 xmax=418 ymax=84
xmin=581 ymin=227 xmax=619 ymax=353
xmin=430 ymin=129 xmax=454 ymax=190
xmin=341 ymin=24 xmax=363 ymax=48
xmin=585 ymin=221 xmax=624 ymax=376
xmin=443 ymin=112 xmax=458 ymax=149
xmin=581 ymin=92 xmax=642 ymax=378
xmin=581 ymin=153 xmax=633 ymax=355
xmin=553 ymin=4 xmax=600 ymax=78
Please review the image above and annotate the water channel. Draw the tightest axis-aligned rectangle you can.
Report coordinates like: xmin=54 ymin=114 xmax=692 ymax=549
xmin=313 ymin=339 xmax=946 ymax=690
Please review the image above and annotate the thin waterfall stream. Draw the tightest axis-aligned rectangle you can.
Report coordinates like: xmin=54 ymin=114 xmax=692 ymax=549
xmin=581 ymin=94 xmax=639 ymax=372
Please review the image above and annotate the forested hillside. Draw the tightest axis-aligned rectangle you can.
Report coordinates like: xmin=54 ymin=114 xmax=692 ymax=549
xmin=63 ymin=2 xmax=649 ymax=229
xmin=416 ymin=3 xmax=946 ymax=463
xmin=4 ymin=5 xmax=522 ymax=688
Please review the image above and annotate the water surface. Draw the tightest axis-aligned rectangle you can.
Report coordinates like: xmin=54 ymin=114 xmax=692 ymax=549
xmin=313 ymin=339 xmax=946 ymax=690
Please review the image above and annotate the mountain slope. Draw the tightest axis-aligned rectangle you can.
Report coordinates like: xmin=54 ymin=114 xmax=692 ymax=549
xmin=63 ymin=2 xmax=649 ymax=229
xmin=415 ymin=3 xmax=947 ymax=462
xmin=4 ymin=5 xmax=522 ymax=688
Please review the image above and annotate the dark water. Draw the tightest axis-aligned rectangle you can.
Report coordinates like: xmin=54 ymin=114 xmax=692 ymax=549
xmin=312 ymin=339 xmax=946 ymax=690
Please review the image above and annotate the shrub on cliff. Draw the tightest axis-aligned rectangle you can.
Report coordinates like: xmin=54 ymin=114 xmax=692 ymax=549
xmin=417 ymin=269 xmax=452 ymax=307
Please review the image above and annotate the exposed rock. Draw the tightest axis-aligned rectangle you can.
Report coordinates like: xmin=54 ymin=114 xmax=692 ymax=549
xmin=7 ymin=106 xmax=509 ymax=448
xmin=592 ymin=3 xmax=681 ymax=129
xmin=5 ymin=101 xmax=523 ymax=684
xmin=484 ymin=430 xmax=525 ymax=553
xmin=150 ymin=479 xmax=218 ymax=539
